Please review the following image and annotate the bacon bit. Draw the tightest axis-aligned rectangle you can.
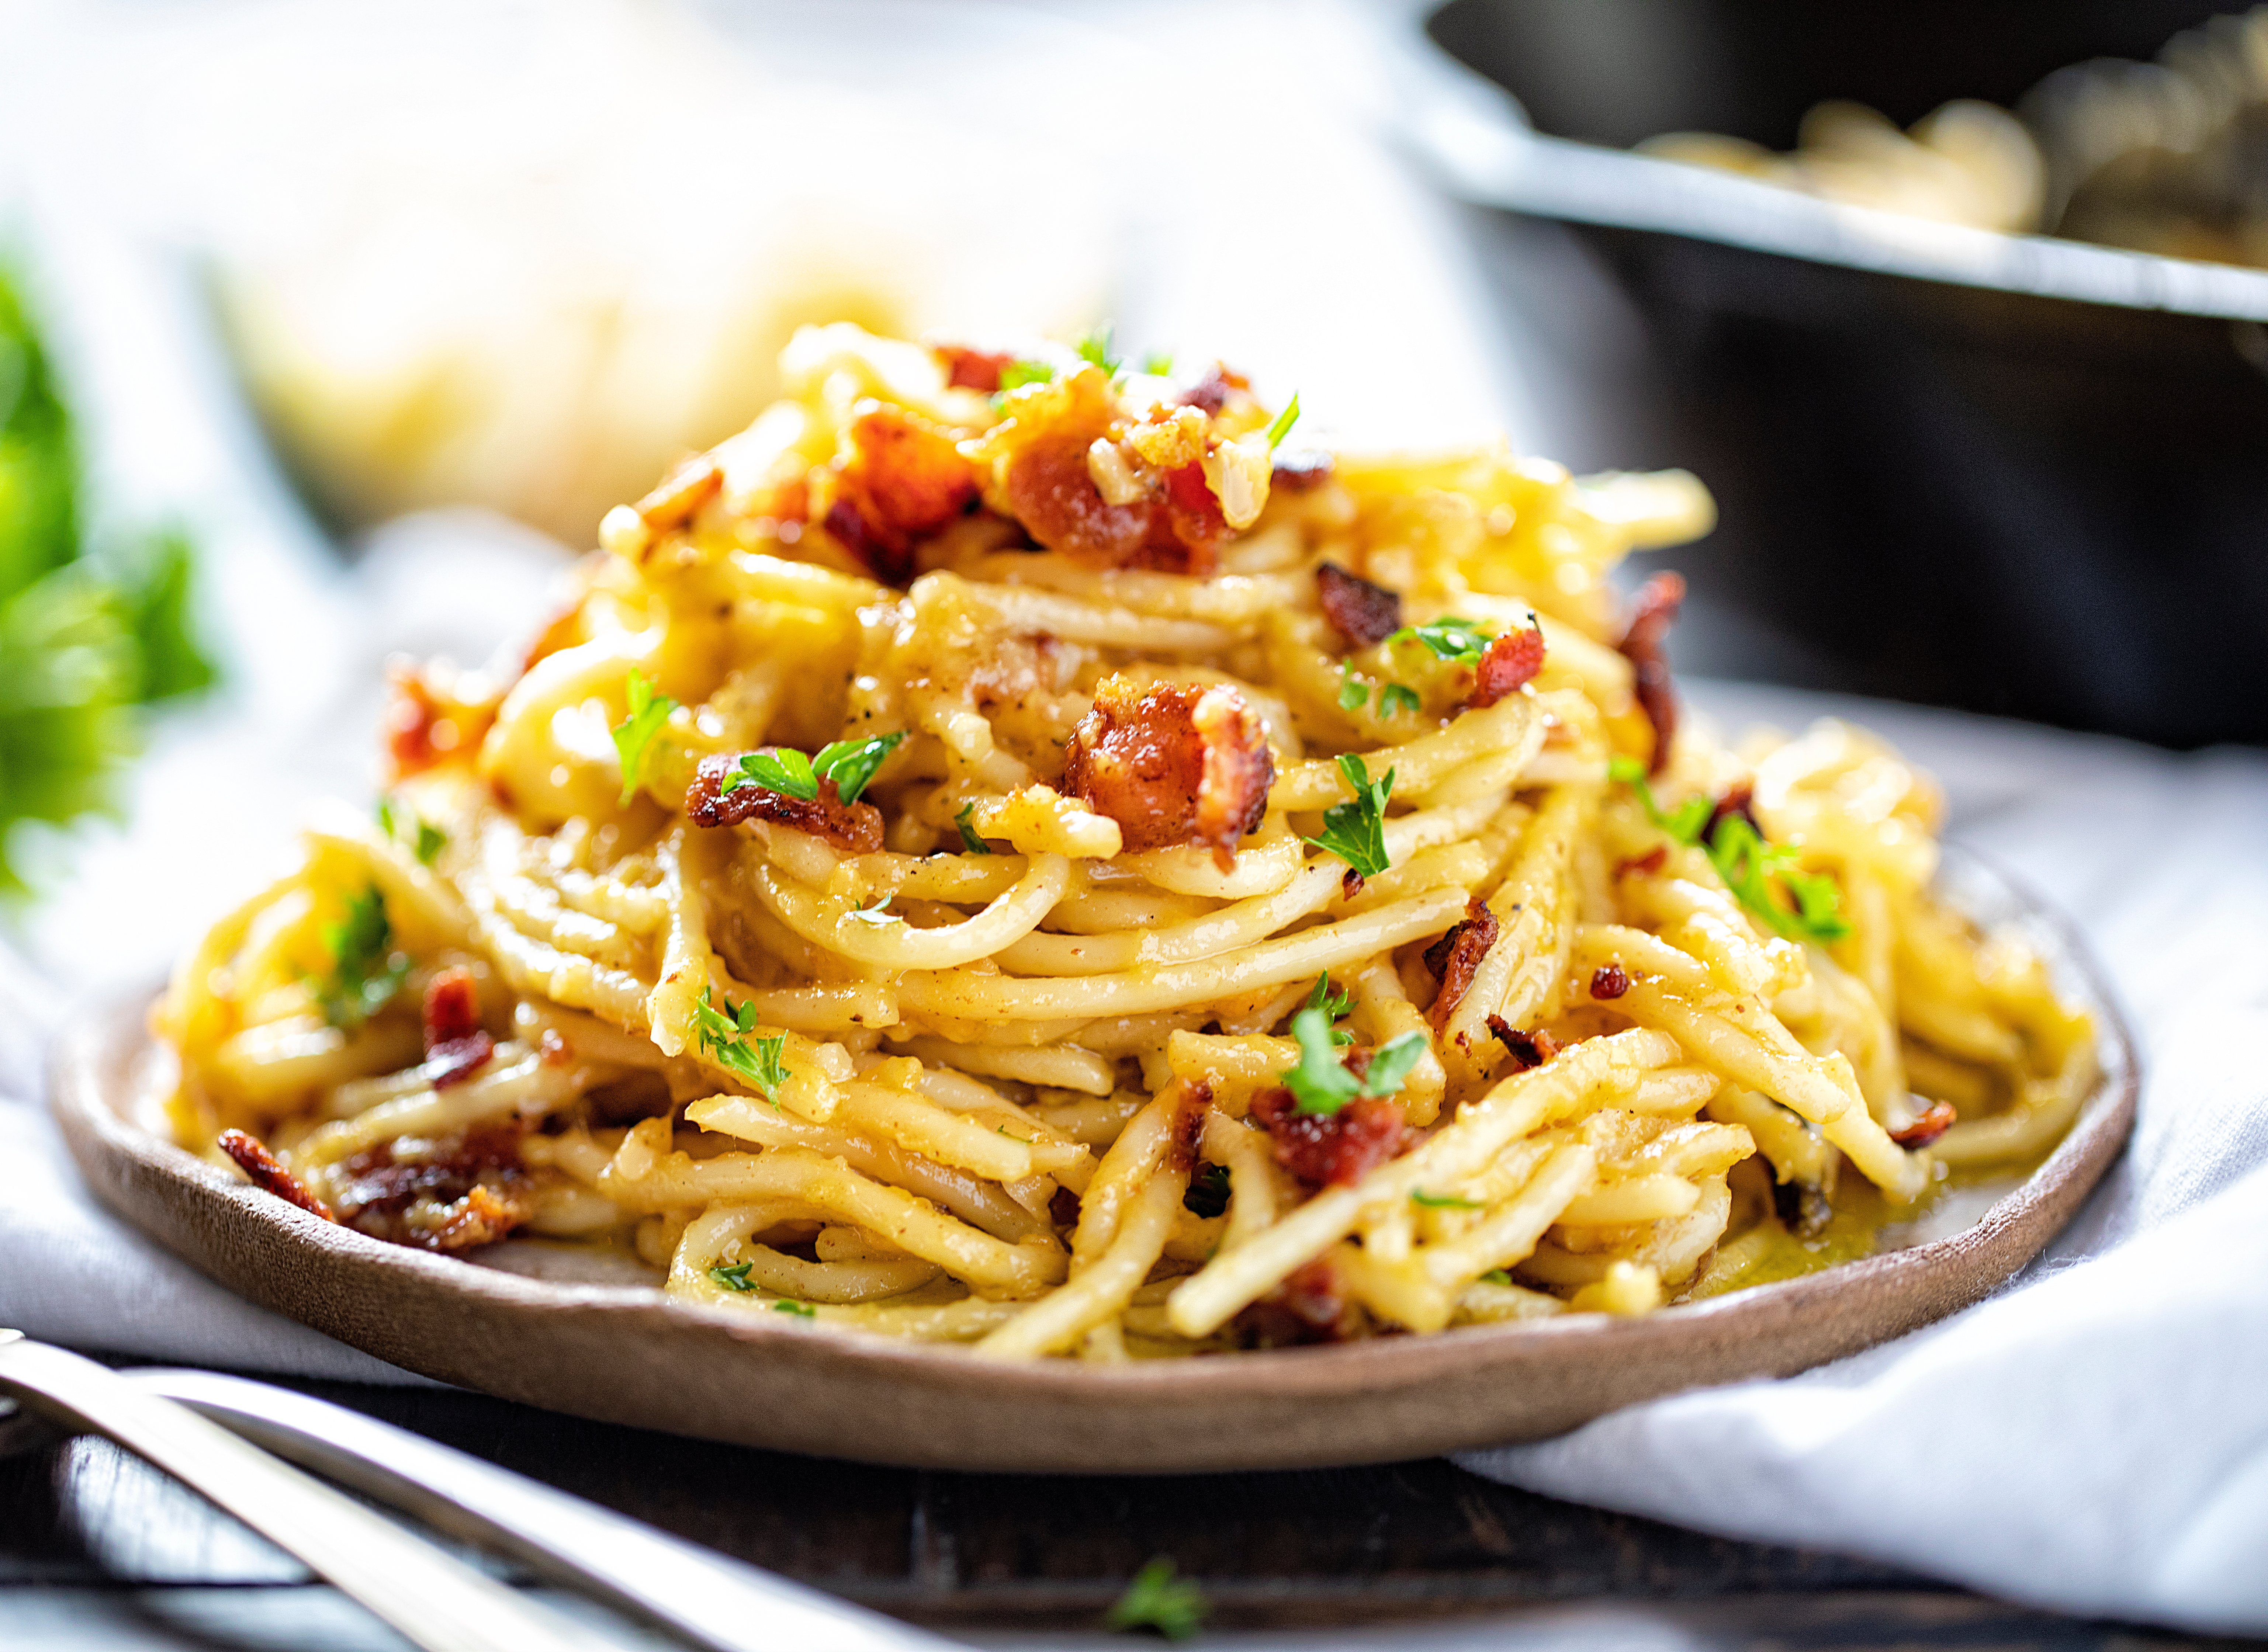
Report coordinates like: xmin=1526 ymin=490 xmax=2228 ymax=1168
xmin=1049 ymin=1185 xmax=1082 ymax=1228
xmin=632 ymin=454 xmax=723 ymax=534
xmin=1422 ymin=898 xmax=1501 ymax=1031
xmin=1341 ymin=867 xmax=1367 ymax=900
xmin=1589 ymin=963 xmax=1631 ymax=1000
xmin=1617 ymin=845 xmax=1669 ymax=879
xmin=382 ymin=661 xmax=497 ymax=781
xmin=426 ymin=1032 xmax=495 ymax=1091
xmin=421 ymin=966 xmax=482 ymax=1052
xmin=1235 ymin=1257 xmax=1357 ymax=1347
xmin=1315 ymin=562 xmax=1403 ymax=649
xmin=1002 ymin=429 xmax=1223 ymax=576
xmin=1890 ymin=1100 xmax=1958 ymax=1149
xmin=1154 ymin=461 xmax=1226 ymax=573
xmin=1062 ymin=678 xmax=1275 ymax=870
xmin=824 ymin=407 xmax=980 ymax=586
xmin=1485 ymin=1017 xmax=1558 ymax=1072
xmin=934 ymin=342 xmax=1016 ymax=394
xmin=1270 ymin=449 xmax=1333 ymax=492
xmin=218 ymin=1130 xmax=335 ymax=1222
xmin=330 ymin=1123 xmax=533 ymax=1252
xmin=1178 ymin=363 xmax=1251 ymax=417
xmin=1617 ymin=571 xmax=1685 ymax=776
xmin=1167 ymin=1080 xmax=1213 ymax=1175
xmin=1707 ymin=780 xmax=1762 ymax=843
xmin=685 ymin=752 xmax=885 ymax=854
xmin=1468 ymin=623 xmax=1547 ymax=709
xmin=1250 ymin=1087 xmax=1409 ymax=1190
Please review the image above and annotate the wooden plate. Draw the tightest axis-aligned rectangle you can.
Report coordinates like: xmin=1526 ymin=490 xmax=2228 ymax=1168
xmin=51 ymin=849 xmax=2135 ymax=1474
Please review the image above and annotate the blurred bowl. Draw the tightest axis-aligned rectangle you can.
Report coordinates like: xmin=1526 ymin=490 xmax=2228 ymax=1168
xmin=1406 ymin=0 xmax=2268 ymax=748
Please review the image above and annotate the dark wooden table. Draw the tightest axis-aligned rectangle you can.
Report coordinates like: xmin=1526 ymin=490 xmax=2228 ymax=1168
xmin=0 ymin=1359 xmax=2252 ymax=1651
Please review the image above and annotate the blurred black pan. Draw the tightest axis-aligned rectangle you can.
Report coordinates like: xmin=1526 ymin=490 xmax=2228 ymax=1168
xmin=1407 ymin=0 xmax=2268 ymax=747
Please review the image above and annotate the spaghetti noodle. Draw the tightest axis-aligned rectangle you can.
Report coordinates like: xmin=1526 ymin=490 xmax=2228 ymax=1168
xmin=156 ymin=324 xmax=2096 ymax=1357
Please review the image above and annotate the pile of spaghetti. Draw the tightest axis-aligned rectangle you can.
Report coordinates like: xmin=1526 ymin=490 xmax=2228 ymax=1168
xmin=157 ymin=324 xmax=2096 ymax=1357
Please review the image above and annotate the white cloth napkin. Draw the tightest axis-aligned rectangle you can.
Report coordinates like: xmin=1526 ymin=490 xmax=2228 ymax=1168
xmin=1458 ymin=686 xmax=2268 ymax=1636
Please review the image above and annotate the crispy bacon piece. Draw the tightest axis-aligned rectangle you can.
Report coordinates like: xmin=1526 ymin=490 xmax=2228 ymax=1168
xmin=1890 ymin=1100 xmax=1959 ymax=1149
xmin=218 ymin=1130 xmax=336 ymax=1222
xmin=1178 ymin=363 xmax=1251 ymax=416
xmin=1155 ymin=461 xmax=1227 ymax=572
xmin=1485 ymin=1017 xmax=1558 ymax=1071
xmin=999 ymin=430 xmax=1223 ymax=576
xmin=1422 ymin=898 xmax=1501 ymax=1031
xmin=1707 ymin=780 xmax=1762 ymax=843
xmin=1062 ymin=678 xmax=1274 ymax=870
xmin=329 ymin=1123 xmax=533 ymax=1252
xmin=631 ymin=454 xmax=724 ymax=535
xmin=426 ymin=1032 xmax=495 ymax=1091
xmin=1590 ymin=963 xmax=1631 ymax=1000
xmin=1250 ymin=1086 xmax=1409 ymax=1190
xmin=1617 ymin=845 xmax=1669 ymax=878
xmin=1468 ymin=623 xmax=1547 ymax=709
xmin=1235 ymin=1257 xmax=1359 ymax=1347
xmin=382 ymin=661 xmax=496 ymax=781
xmin=685 ymin=753 xmax=884 ymax=854
xmin=1316 ymin=562 xmax=1402 ymax=649
xmin=422 ymin=967 xmax=481 ymax=1051
xmin=1270 ymin=449 xmax=1333 ymax=492
xmin=1618 ymin=571 xmax=1685 ymax=776
xmin=933 ymin=342 xmax=1017 ymax=394
xmin=824 ymin=407 xmax=980 ymax=586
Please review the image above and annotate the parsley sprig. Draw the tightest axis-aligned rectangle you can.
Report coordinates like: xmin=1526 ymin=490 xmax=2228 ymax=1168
xmin=1106 ymin=1558 xmax=1208 ymax=1642
xmin=374 ymin=796 xmax=446 ymax=866
xmin=997 ymin=359 xmax=1055 ymax=395
xmin=1281 ymin=1004 xmax=1427 ymax=1117
xmin=955 ymin=801 xmax=991 ymax=856
xmin=313 ymin=884 xmax=409 ymax=1030
xmin=1076 ymin=325 xmax=1120 ymax=375
xmin=1305 ymin=969 xmax=1356 ymax=1042
xmin=1387 ymin=615 xmax=1492 ymax=665
xmin=1302 ymin=754 xmax=1393 ymax=878
xmin=1264 ymin=393 xmax=1301 ymax=450
xmin=709 ymin=1262 xmax=756 ymax=1292
xmin=722 ymin=731 xmax=905 ymax=806
xmin=1609 ymin=755 xmax=1851 ymax=944
xmin=612 ymin=669 xmax=679 ymax=807
xmin=693 ymin=987 xmax=791 ymax=1104
xmin=1411 ymin=1188 xmax=1482 ymax=1209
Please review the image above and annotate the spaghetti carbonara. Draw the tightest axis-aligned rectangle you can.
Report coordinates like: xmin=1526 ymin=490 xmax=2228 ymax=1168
xmin=157 ymin=324 xmax=2095 ymax=1356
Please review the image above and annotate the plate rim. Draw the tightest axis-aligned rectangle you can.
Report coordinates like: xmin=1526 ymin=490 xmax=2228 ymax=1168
xmin=48 ymin=846 xmax=2139 ymax=1467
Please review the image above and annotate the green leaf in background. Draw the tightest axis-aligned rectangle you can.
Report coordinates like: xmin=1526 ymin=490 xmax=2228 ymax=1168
xmin=0 ymin=265 xmax=217 ymax=894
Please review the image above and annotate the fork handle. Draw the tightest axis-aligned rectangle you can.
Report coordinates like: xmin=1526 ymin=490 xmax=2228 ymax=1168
xmin=0 ymin=1332 xmax=604 ymax=1652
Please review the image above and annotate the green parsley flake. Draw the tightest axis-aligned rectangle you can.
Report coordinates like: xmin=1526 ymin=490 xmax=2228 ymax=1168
xmin=1388 ymin=616 xmax=1493 ymax=666
xmin=1105 ymin=1558 xmax=1208 ymax=1642
xmin=709 ymin=1263 xmax=757 ymax=1292
xmin=1411 ymin=1188 xmax=1482 ymax=1209
xmin=1141 ymin=349 xmax=1174 ymax=376
xmin=1336 ymin=673 xmax=1370 ymax=713
xmin=772 ymin=1299 xmax=816 ymax=1318
xmin=612 ymin=669 xmax=679 ymax=807
xmin=1378 ymin=682 xmax=1423 ymax=719
xmin=956 ymin=801 xmax=992 ymax=856
xmin=1480 ymin=1269 xmax=1513 ymax=1285
xmin=1281 ymin=1007 xmax=1429 ymax=1117
xmin=724 ymin=732 xmax=904 ymax=806
xmin=377 ymin=796 xmax=449 ymax=866
xmin=693 ymin=988 xmax=792 ymax=1104
xmin=1076 ymin=325 xmax=1121 ymax=375
xmin=997 ymin=359 xmax=1055 ymax=394
xmin=1606 ymin=756 xmax=1851 ymax=944
xmin=314 ymin=884 xmax=409 ymax=1030
xmin=1306 ymin=969 xmax=1355 ymax=1025
xmin=1302 ymin=753 xmax=1393 ymax=878
xmin=1263 ymin=393 xmax=1301 ymax=451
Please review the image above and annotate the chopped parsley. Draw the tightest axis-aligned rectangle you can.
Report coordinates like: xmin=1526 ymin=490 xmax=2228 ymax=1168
xmin=1387 ymin=615 xmax=1492 ymax=666
xmin=1140 ymin=349 xmax=1174 ymax=376
xmin=1305 ymin=970 xmax=1358 ymax=1047
xmin=1607 ymin=755 xmax=1851 ymax=944
xmin=772 ymin=1299 xmax=816 ymax=1318
xmin=313 ymin=884 xmax=409 ymax=1030
xmin=1281 ymin=1005 xmax=1427 ymax=1116
xmin=1076 ymin=325 xmax=1121 ymax=375
xmin=1183 ymin=1162 xmax=1231 ymax=1219
xmin=1302 ymin=753 xmax=1393 ymax=878
xmin=693 ymin=987 xmax=791 ymax=1104
xmin=1411 ymin=1188 xmax=1482 ymax=1210
xmin=1479 ymin=1268 xmax=1513 ymax=1285
xmin=1378 ymin=682 xmax=1422 ymax=719
xmin=1263 ymin=393 xmax=1301 ymax=451
xmin=997 ymin=359 xmax=1055 ymax=395
xmin=955 ymin=801 xmax=991 ymax=856
xmin=846 ymin=895 xmax=902 ymax=927
xmin=709 ymin=1263 xmax=757 ymax=1292
xmin=1336 ymin=672 xmax=1369 ymax=713
xmin=612 ymin=669 xmax=679 ymax=807
xmin=1105 ymin=1558 xmax=1208 ymax=1642
xmin=723 ymin=731 xmax=904 ymax=806
xmin=374 ymin=796 xmax=446 ymax=865
xmin=1339 ymin=671 xmax=1424 ymax=721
